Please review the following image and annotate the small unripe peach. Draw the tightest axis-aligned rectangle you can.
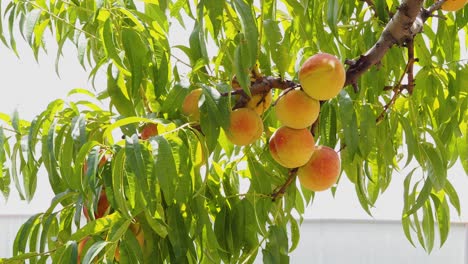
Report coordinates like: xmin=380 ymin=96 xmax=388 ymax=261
xmin=247 ymin=92 xmax=273 ymax=115
xmin=182 ymin=88 xmax=203 ymax=121
xmin=275 ymin=89 xmax=320 ymax=129
xmin=269 ymin=126 xmax=315 ymax=168
xmin=440 ymin=0 xmax=467 ymax=11
xmin=299 ymin=53 xmax=346 ymax=100
xmin=298 ymin=146 xmax=341 ymax=192
xmin=227 ymin=108 xmax=264 ymax=146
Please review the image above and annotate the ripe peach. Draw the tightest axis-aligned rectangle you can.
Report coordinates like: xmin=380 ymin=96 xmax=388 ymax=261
xmin=182 ymin=88 xmax=203 ymax=121
xmin=226 ymin=108 xmax=264 ymax=146
xmin=275 ymin=89 xmax=320 ymax=129
xmin=140 ymin=123 xmax=158 ymax=140
xmin=269 ymin=126 xmax=315 ymax=168
xmin=247 ymin=92 xmax=273 ymax=115
xmin=297 ymin=145 xmax=341 ymax=192
xmin=440 ymin=0 xmax=467 ymax=11
xmin=298 ymin=53 xmax=346 ymax=100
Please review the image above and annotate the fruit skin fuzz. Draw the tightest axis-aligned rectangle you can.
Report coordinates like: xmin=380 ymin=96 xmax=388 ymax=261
xmin=182 ymin=88 xmax=203 ymax=121
xmin=298 ymin=146 xmax=341 ymax=192
xmin=227 ymin=108 xmax=264 ymax=146
xmin=269 ymin=126 xmax=315 ymax=168
xmin=275 ymin=89 xmax=320 ymax=129
xmin=440 ymin=0 xmax=467 ymax=11
xmin=299 ymin=53 xmax=346 ymax=101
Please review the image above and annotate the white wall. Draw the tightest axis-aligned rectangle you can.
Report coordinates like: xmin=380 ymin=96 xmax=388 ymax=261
xmin=291 ymin=219 xmax=466 ymax=264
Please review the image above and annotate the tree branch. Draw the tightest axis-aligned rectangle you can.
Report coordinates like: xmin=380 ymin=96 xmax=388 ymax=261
xmin=345 ymin=0 xmax=444 ymax=88
xmin=222 ymin=76 xmax=298 ymax=109
xmin=271 ymin=168 xmax=298 ymax=201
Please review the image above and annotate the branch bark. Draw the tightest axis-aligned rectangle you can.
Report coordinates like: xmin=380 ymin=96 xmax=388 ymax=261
xmin=345 ymin=0 xmax=443 ymax=88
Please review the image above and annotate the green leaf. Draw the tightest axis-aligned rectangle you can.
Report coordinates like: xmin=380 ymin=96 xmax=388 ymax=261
xmin=122 ymin=28 xmax=148 ymax=97
xmin=214 ymin=203 xmax=234 ymax=263
xmin=70 ymin=212 xmax=122 ymax=241
xmin=443 ymin=180 xmax=461 ymax=216
xmin=262 ymin=226 xmax=289 ymax=264
xmin=421 ymin=143 xmax=447 ymax=191
xmin=82 ymin=241 xmax=108 ymax=264
xmin=359 ymin=105 xmax=376 ymax=158
xmin=422 ymin=201 xmax=435 ymax=253
xmin=326 ymin=0 xmax=340 ymax=35
xmin=0 ymin=126 xmax=10 ymax=200
xmin=151 ymin=136 xmax=177 ymax=204
xmin=125 ymin=135 xmax=150 ymax=206
xmin=318 ymin=102 xmax=338 ymax=148
xmin=201 ymin=86 xmax=231 ymax=132
xmin=13 ymin=213 xmax=42 ymax=256
xmin=338 ymin=91 xmax=359 ymax=160
xmin=233 ymin=0 xmax=258 ymax=66
xmin=101 ymin=19 xmax=130 ymax=75
xmin=232 ymin=199 xmax=258 ymax=254
xmin=234 ymin=39 xmax=252 ymax=94
xmin=430 ymin=193 xmax=450 ymax=247
xmin=0 ymin=0 xmax=8 ymax=47
xmin=405 ymin=178 xmax=432 ymax=217
xmin=106 ymin=67 xmax=135 ymax=117
xmin=288 ymin=216 xmax=300 ymax=252
xmin=111 ymin=148 xmax=132 ymax=219
xmin=24 ymin=9 xmax=41 ymax=46
xmin=166 ymin=204 xmax=192 ymax=262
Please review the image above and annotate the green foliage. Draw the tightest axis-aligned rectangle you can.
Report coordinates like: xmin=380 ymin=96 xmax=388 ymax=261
xmin=0 ymin=0 xmax=467 ymax=263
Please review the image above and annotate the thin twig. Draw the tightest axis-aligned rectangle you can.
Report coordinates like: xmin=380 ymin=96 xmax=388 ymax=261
xmin=406 ymin=38 xmax=416 ymax=94
xmin=271 ymin=168 xmax=298 ymax=201
xmin=375 ymin=44 xmax=415 ymax=123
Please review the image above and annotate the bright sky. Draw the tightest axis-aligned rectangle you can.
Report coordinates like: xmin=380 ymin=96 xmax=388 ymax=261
xmin=0 ymin=15 xmax=467 ymax=222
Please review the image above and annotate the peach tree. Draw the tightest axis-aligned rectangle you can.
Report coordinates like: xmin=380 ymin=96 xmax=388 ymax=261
xmin=0 ymin=0 xmax=467 ymax=263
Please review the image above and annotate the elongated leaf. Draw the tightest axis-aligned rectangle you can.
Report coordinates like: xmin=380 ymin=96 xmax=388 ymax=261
xmin=233 ymin=0 xmax=258 ymax=66
xmin=122 ymin=28 xmax=148 ymax=97
xmin=82 ymin=241 xmax=108 ymax=264
xmin=101 ymin=19 xmax=130 ymax=75
xmin=430 ymin=193 xmax=450 ymax=247
xmin=422 ymin=202 xmax=435 ymax=253
xmin=24 ymin=9 xmax=41 ymax=45
xmin=338 ymin=91 xmax=359 ymax=160
xmin=405 ymin=178 xmax=432 ymax=216
xmin=151 ymin=136 xmax=177 ymax=204
xmin=443 ymin=180 xmax=461 ymax=216
xmin=0 ymin=126 xmax=10 ymax=200
xmin=421 ymin=143 xmax=447 ymax=191
xmin=262 ymin=225 xmax=289 ymax=264
xmin=111 ymin=148 xmax=132 ymax=219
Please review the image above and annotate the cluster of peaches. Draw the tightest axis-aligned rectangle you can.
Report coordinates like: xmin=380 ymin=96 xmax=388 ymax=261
xmin=182 ymin=53 xmax=346 ymax=192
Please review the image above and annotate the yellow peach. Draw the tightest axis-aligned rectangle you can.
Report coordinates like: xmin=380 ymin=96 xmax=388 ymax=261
xmin=299 ymin=53 xmax=346 ymax=100
xmin=275 ymin=89 xmax=320 ymax=129
xmin=182 ymin=88 xmax=202 ymax=121
xmin=226 ymin=108 xmax=264 ymax=146
xmin=440 ymin=0 xmax=467 ymax=11
xmin=269 ymin=126 xmax=315 ymax=168
xmin=297 ymin=145 xmax=341 ymax=192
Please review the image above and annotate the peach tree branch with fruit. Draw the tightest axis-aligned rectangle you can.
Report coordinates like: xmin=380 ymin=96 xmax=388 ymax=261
xmin=0 ymin=0 xmax=466 ymax=263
